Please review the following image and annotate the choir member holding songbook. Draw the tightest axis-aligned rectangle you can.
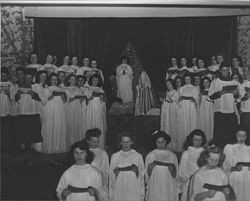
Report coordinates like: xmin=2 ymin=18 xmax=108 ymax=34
xmin=239 ymin=68 xmax=250 ymax=140
xmin=70 ymin=56 xmax=80 ymax=74
xmin=189 ymin=146 xmax=236 ymax=201
xmin=26 ymin=53 xmax=42 ymax=72
xmin=208 ymin=64 xmax=241 ymax=148
xmin=177 ymin=74 xmax=199 ymax=151
xmin=41 ymin=73 xmax=67 ymax=154
xmin=223 ymin=127 xmax=250 ymax=201
xmin=90 ymin=60 xmax=104 ymax=83
xmin=15 ymin=68 xmax=43 ymax=152
xmin=145 ymin=131 xmax=178 ymax=201
xmin=65 ymin=74 xmax=85 ymax=147
xmin=178 ymin=57 xmax=189 ymax=77
xmin=58 ymin=56 xmax=75 ymax=77
xmin=109 ymin=132 xmax=145 ymax=201
xmin=178 ymin=130 xmax=206 ymax=201
xmin=56 ymin=140 xmax=104 ymax=201
xmin=166 ymin=57 xmax=178 ymax=80
xmin=40 ymin=54 xmax=58 ymax=75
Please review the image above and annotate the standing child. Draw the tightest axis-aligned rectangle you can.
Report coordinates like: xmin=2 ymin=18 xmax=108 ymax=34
xmin=198 ymin=77 xmax=214 ymax=142
xmin=223 ymin=128 xmax=250 ymax=201
xmin=41 ymin=73 xmax=67 ymax=154
xmin=85 ymin=74 xmax=107 ymax=148
xmin=178 ymin=129 xmax=206 ymax=201
xmin=145 ymin=131 xmax=178 ymax=201
xmin=109 ymin=132 xmax=145 ymax=201
xmin=160 ymin=79 xmax=179 ymax=150
xmin=86 ymin=128 xmax=109 ymax=200
xmin=56 ymin=140 xmax=104 ymax=201
xmin=65 ymin=74 xmax=84 ymax=147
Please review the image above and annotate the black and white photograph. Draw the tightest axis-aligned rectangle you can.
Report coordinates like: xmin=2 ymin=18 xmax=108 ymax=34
xmin=1 ymin=0 xmax=250 ymax=201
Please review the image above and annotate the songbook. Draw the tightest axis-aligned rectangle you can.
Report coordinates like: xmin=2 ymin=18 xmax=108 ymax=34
xmin=181 ymin=96 xmax=194 ymax=100
xmin=154 ymin=161 xmax=176 ymax=169
xmin=19 ymin=87 xmax=32 ymax=94
xmin=74 ymin=95 xmax=86 ymax=100
xmin=67 ymin=185 xmax=89 ymax=193
xmin=200 ymin=90 xmax=209 ymax=96
xmin=52 ymin=91 xmax=66 ymax=96
xmin=190 ymin=69 xmax=208 ymax=77
xmin=203 ymin=183 xmax=229 ymax=191
xmin=117 ymin=164 xmax=136 ymax=172
xmin=236 ymin=162 xmax=250 ymax=167
xmin=222 ymin=85 xmax=238 ymax=93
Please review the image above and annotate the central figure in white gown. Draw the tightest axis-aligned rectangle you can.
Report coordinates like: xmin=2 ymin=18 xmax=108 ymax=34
xmin=116 ymin=56 xmax=133 ymax=103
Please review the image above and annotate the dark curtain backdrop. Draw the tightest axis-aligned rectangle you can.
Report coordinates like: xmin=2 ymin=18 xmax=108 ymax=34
xmin=34 ymin=17 xmax=236 ymax=91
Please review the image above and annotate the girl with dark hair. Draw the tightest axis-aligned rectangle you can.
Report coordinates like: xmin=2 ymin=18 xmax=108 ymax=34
xmin=85 ymin=74 xmax=106 ymax=148
xmin=161 ymin=79 xmax=179 ymax=150
xmin=145 ymin=131 xmax=178 ymax=201
xmin=178 ymin=129 xmax=207 ymax=201
xmin=65 ymin=74 xmax=84 ymax=147
xmin=109 ymin=132 xmax=145 ymax=201
xmin=41 ymin=73 xmax=67 ymax=154
xmin=198 ymin=77 xmax=214 ymax=142
xmin=175 ymin=76 xmax=183 ymax=91
xmin=208 ymin=56 xmax=219 ymax=72
xmin=116 ymin=56 xmax=133 ymax=103
xmin=166 ymin=57 xmax=178 ymax=80
xmin=177 ymin=74 xmax=199 ymax=151
xmin=232 ymin=56 xmax=243 ymax=76
xmin=190 ymin=146 xmax=233 ymax=201
xmin=223 ymin=128 xmax=250 ymax=201
xmin=56 ymin=140 xmax=104 ymax=201
xmin=58 ymin=55 xmax=75 ymax=77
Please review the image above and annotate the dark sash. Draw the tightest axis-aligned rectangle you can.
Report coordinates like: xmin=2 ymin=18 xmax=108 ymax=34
xmin=153 ymin=160 xmax=175 ymax=168
xmin=117 ymin=164 xmax=134 ymax=172
xmin=236 ymin=162 xmax=250 ymax=167
xmin=67 ymin=185 xmax=89 ymax=193
xmin=222 ymin=85 xmax=238 ymax=93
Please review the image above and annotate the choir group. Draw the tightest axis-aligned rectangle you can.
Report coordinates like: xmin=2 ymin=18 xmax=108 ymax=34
xmin=1 ymin=52 xmax=250 ymax=201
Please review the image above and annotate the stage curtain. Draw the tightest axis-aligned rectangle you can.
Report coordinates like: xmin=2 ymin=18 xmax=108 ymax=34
xmin=34 ymin=17 xmax=236 ymax=91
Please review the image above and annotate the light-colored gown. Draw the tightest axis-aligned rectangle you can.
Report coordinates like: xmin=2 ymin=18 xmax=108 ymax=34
xmin=178 ymin=146 xmax=204 ymax=201
xmin=177 ymin=84 xmax=199 ymax=151
xmin=85 ymin=86 xmax=107 ymax=148
xmin=223 ymin=144 xmax=250 ymax=201
xmin=190 ymin=167 xmax=228 ymax=201
xmin=160 ymin=90 xmax=179 ymax=150
xmin=90 ymin=147 xmax=110 ymax=201
xmin=41 ymin=85 xmax=67 ymax=154
xmin=56 ymin=164 xmax=104 ymax=201
xmin=65 ymin=86 xmax=84 ymax=147
xmin=0 ymin=81 xmax=12 ymax=117
xmin=198 ymin=90 xmax=214 ymax=142
xmin=109 ymin=149 xmax=145 ymax=201
xmin=145 ymin=149 xmax=178 ymax=201
xmin=116 ymin=64 xmax=133 ymax=103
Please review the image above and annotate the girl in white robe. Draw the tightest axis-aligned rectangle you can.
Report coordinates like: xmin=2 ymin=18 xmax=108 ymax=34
xmin=41 ymin=73 xmax=67 ymax=154
xmin=70 ymin=56 xmax=80 ymax=74
xmin=26 ymin=53 xmax=42 ymax=71
xmin=178 ymin=130 xmax=206 ymax=201
xmin=189 ymin=146 xmax=233 ymax=201
xmin=40 ymin=54 xmax=58 ymax=75
xmin=85 ymin=74 xmax=107 ymax=148
xmin=166 ymin=57 xmax=178 ymax=80
xmin=198 ymin=77 xmax=214 ymax=142
xmin=223 ymin=128 xmax=250 ymax=201
xmin=177 ymin=74 xmax=199 ymax=151
xmin=160 ymin=79 xmax=179 ymax=150
xmin=145 ymin=131 xmax=178 ymax=201
xmin=65 ymin=74 xmax=84 ymax=147
xmin=86 ymin=128 xmax=110 ymax=201
xmin=116 ymin=57 xmax=133 ymax=103
xmin=109 ymin=132 xmax=145 ymax=201
xmin=57 ymin=140 xmax=104 ymax=201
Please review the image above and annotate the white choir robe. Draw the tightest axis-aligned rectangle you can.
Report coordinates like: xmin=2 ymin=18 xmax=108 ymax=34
xmin=223 ymin=144 xmax=250 ymax=201
xmin=190 ymin=167 xmax=228 ymax=201
xmin=76 ymin=66 xmax=92 ymax=76
xmin=160 ymin=90 xmax=179 ymax=150
xmin=240 ymin=80 xmax=250 ymax=113
xmin=65 ymin=86 xmax=84 ymax=147
xmin=198 ymin=92 xmax=214 ymax=142
xmin=116 ymin=64 xmax=133 ymax=103
xmin=90 ymin=147 xmax=110 ymax=200
xmin=145 ymin=149 xmax=178 ymax=201
xmin=41 ymin=86 xmax=67 ymax=154
xmin=40 ymin=64 xmax=58 ymax=74
xmin=178 ymin=146 xmax=204 ymax=201
xmin=85 ymin=86 xmax=107 ymax=148
xmin=0 ymin=81 xmax=12 ymax=117
xmin=177 ymin=84 xmax=199 ymax=151
xmin=58 ymin=65 xmax=75 ymax=76
xmin=109 ymin=149 xmax=145 ymax=201
xmin=208 ymin=64 xmax=220 ymax=72
xmin=56 ymin=164 xmax=104 ymax=201
xmin=70 ymin=65 xmax=79 ymax=74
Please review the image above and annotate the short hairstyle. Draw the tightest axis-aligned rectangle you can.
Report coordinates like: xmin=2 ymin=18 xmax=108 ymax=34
xmin=166 ymin=78 xmax=176 ymax=90
xmin=86 ymin=128 xmax=102 ymax=140
xmin=116 ymin=131 xmax=135 ymax=149
xmin=231 ymin=126 xmax=249 ymax=145
xmin=232 ymin=55 xmax=243 ymax=66
xmin=153 ymin=130 xmax=171 ymax=146
xmin=88 ymin=73 xmax=103 ymax=87
xmin=174 ymin=76 xmax=184 ymax=86
xmin=200 ymin=77 xmax=211 ymax=91
xmin=35 ymin=70 xmax=48 ymax=83
xmin=197 ymin=146 xmax=225 ymax=168
xmin=183 ymin=129 xmax=207 ymax=150
xmin=219 ymin=63 xmax=230 ymax=70
xmin=183 ymin=73 xmax=193 ymax=84
xmin=70 ymin=140 xmax=94 ymax=164
xmin=47 ymin=73 xmax=58 ymax=86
